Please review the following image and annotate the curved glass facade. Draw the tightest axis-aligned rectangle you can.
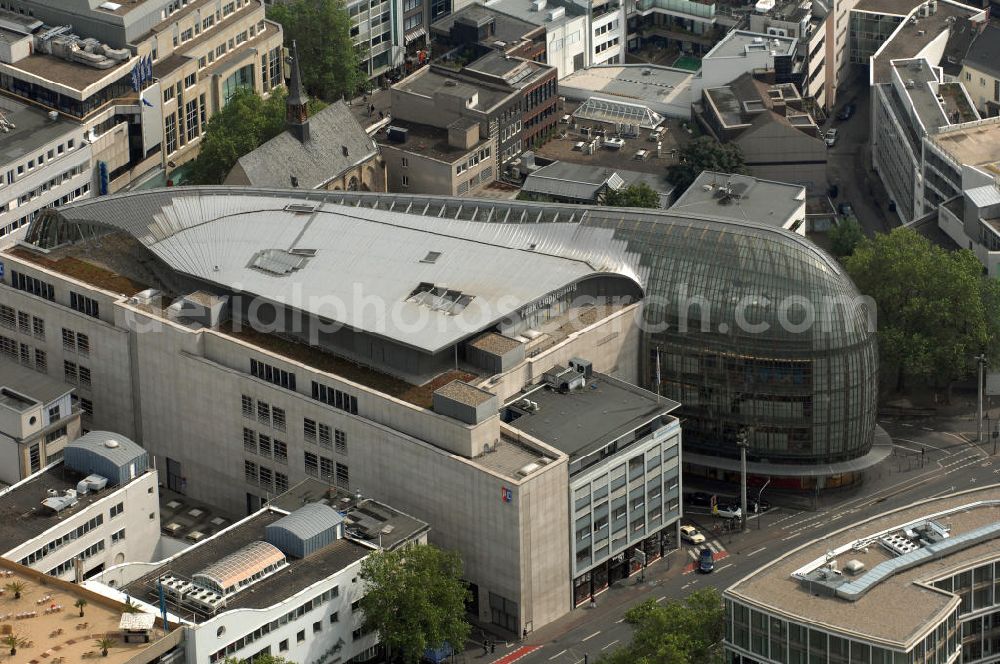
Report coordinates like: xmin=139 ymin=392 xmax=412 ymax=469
xmin=581 ymin=209 xmax=878 ymax=467
xmin=29 ymin=189 xmax=878 ymax=469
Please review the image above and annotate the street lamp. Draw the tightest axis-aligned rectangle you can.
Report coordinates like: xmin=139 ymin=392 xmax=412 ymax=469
xmin=757 ymin=477 xmax=770 ymax=530
xmin=737 ymin=428 xmax=750 ymax=533
xmin=976 ymin=354 xmax=988 ymax=443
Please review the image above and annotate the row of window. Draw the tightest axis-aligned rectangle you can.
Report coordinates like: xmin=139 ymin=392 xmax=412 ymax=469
xmin=0 ymin=334 xmax=46 ymax=374
xmin=304 ymin=451 xmax=350 ymax=488
xmin=2 ymin=138 xmax=78 ymax=189
xmin=69 ymin=291 xmax=100 ymax=319
xmin=8 ymin=165 xmax=88 ymax=212
xmin=48 ymin=539 xmax=105 ymax=577
xmin=18 ymin=515 xmax=104 ymax=566
xmin=251 ymin=359 xmax=297 ymax=391
xmin=62 ymin=328 xmax=90 ymax=356
xmin=311 ymin=380 xmax=359 ymax=415
xmin=243 ymin=427 xmax=289 ymax=464
xmin=0 ymin=305 xmax=44 ymax=339
xmin=304 ymin=417 xmax=348 ymax=454
xmin=209 ymin=584 xmax=342 ymax=662
xmin=8 ymin=270 xmax=55 ymax=301
xmin=244 ymin=457 xmax=289 ymax=493
xmin=242 ymin=395 xmax=287 ymax=431
xmin=64 ymin=360 xmax=92 ymax=388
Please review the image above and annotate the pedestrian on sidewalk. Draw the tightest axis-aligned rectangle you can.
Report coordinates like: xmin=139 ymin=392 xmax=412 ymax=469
xmin=490 ymin=641 xmax=496 ymax=654
xmin=590 ymin=596 xmax=597 ymax=609
xmin=482 ymin=640 xmax=489 ymax=655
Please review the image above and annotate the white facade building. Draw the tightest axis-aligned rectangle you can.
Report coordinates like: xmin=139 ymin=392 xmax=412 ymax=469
xmin=0 ymin=431 xmax=160 ymax=582
xmin=88 ymin=494 xmax=428 ymax=664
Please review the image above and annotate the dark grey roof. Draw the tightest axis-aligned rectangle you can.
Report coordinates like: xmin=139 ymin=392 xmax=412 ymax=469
xmin=231 ymin=101 xmax=378 ymax=189
xmin=963 ymin=25 xmax=1000 ymax=80
xmin=0 ymin=358 xmax=74 ymax=405
xmin=0 ymin=99 xmax=80 ymax=168
xmin=503 ymin=374 xmax=679 ymax=458
xmin=522 ymin=161 xmax=675 ymax=203
xmin=122 ymin=509 xmax=370 ymax=620
xmin=267 ymin=503 xmax=343 ymax=542
xmin=670 ymin=171 xmax=805 ymax=227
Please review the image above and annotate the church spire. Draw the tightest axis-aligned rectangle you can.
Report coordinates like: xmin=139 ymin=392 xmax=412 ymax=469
xmin=286 ymin=40 xmax=310 ymax=143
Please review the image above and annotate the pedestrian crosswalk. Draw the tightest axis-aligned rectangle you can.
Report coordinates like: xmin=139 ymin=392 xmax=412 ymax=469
xmin=686 ymin=539 xmax=726 ymax=560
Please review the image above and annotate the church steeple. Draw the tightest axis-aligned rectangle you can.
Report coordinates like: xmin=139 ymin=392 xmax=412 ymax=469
xmin=286 ymin=40 xmax=310 ymax=143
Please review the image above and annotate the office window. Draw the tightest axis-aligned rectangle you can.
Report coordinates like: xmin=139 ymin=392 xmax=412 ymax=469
xmin=70 ymin=292 xmax=99 ymax=318
xmin=34 ymin=349 xmax=46 ymax=372
xmin=319 ymin=423 xmax=332 ymax=449
xmin=165 ymin=114 xmax=177 ymax=153
xmin=243 ymin=428 xmax=256 ymax=453
xmin=401 ymin=175 xmax=409 ymax=187
xmin=80 ymin=398 xmax=93 ymax=417
xmin=274 ymin=439 xmax=288 ymax=463
xmin=304 ymin=451 xmax=318 ymax=477
xmin=241 ymin=395 xmax=254 ymax=418
xmin=64 ymin=360 xmax=78 ymax=383
xmin=259 ymin=465 xmax=273 ymax=490
xmin=245 ymin=460 xmax=258 ymax=482
xmin=310 ymin=381 xmax=359 ymax=414
xmin=336 ymin=462 xmax=349 ymax=489
xmin=79 ymin=365 xmax=91 ymax=387
xmin=31 ymin=316 xmax=44 ymax=339
xmin=110 ymin=502 xmax=124 ymax=518
xmin=335 ymin=429 xmax=347 ymax=454
xmin=304 ymin=418 xmax=317 ymax=443
xmin=111 ymin=529 xmax=125 ymax=543
xmin=48 ymin=404 xmax=60 ymax=421
xmin=76 ymin=333 xmax=89 ymax=355
xmin=297 ymin=630 xmax=305 ymax=643
xmin=258 ymin=434 xmax=272 ymax=457
xmin=313 ymin=621 xmax=322 ymax=634
xmin=10 ymin=270 xmax=55 ymax=300
xmin=320 ymin=455 xmax=334 ymax=482
xmin=257 ymin=401 xmax=271 ymax=426
xmin=272 ymin=406 xmax=286 ymax=431
xmin=275 ymin=471 xmax=289 ymax=493
xmin=0 ymin=305 xmax=13 ymax=329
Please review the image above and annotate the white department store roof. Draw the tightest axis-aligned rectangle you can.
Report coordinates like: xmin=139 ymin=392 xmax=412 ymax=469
xmin=42 ymin=191 xmax=640 ymax=353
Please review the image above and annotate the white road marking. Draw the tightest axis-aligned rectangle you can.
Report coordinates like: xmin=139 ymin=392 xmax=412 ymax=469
xmin=657 ymin=595 xmax=667 ymax=603
xmin=921 ymin=427 xmax=934 ymax=431
xmin=615 ymin=618 xmax=625 ymax=624
xmin=602 ymin=640 xmax=620 ymax=651
xmin=682 ymin=583 xmax=692 ymax=590
xmin=715 ymin=563 xmax=733 ymax=572
xmin=582 ymin=631 xmax=601 ymax=642
xmin=747 ymin=547 xmax=767 ymax=557
xmin=549 ymin=650 xmax=567 ymax=661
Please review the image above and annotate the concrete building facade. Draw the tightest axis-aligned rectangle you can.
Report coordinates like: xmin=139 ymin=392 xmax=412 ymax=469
xmin=0 ymin=357 xmax=80 ymax=484
xmin=0 ymin=431 xmax=160 ymax=583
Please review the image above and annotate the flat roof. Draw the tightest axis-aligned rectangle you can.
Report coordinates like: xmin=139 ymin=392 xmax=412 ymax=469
xmin=394 ymin=66 xmax=514 ymax=111
xmin=0 ymin=51 xmax=133 ymax=96
xmin=0 ymin=98 xmax=81 ymax=166
xmin=269 ymin=479 xmax=429 ymax=550
xmin=0 ymin=558 xmax=172 ymax=663
xmin=0 ymin=357 xmax=74 ymax=405
xmin=854 ymin=0 xmax=921 ymax=14
xmin=558 ymin=65 xmax=693 ymax=114
xmin=705 ymin=30 xmax=798 ymax=59
xmin=487 ymin=0 xmax=584 ymax=27
xmin=670 ymin=171 xmax=805 ymax=227
xmin=871 ymin=0 xmax=983 ymax=83
xmin=122 ymin=508 xmax=371 ymax=619
xmin=891 ymin=59 xmax=948 ymax=132
xmin=431 ymin=4 xmax=538 ymax=43
xmin=930 ymin=122 xmax=1000 ymax=177
xmin=522 ymin=160 xmax=676 ymax=201
xmin=462 ymin=51 xmax=553 ymax=88
xmin=377 ymin=119 xmax=489 ymax=162
xmin=502 ymin=373 xmax=678 ymax=458
xmin=728 ymin=486 xmax=1000 ymax=648
xmin=0 ymin=463 xmax=132 ymax=551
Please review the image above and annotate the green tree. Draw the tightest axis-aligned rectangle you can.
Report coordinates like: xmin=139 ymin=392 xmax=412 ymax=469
xmin=95 ymin=635 xmax=117 ymax=657
xmin=183 ymin=88 xmax=287 ymax=185
xmin=4 ymin=581 xmax=24 ymax=599
xmin=845 ymin=227 xmax=1000 ymax=394
xmin=268 ymin=0 xmax=366 ymax=101
xmin=604 ymin=183 xmax=662 ymax=208
xmin=600 ymin=589 xmax=725 ymax=664
xmin=359 ymin=544 xmax=471 ymax=664
xmin=75 ymin=597 xmax=88 ymax=617
xmin=829 ymin=217 xmax=865 ymax=258
xmin=667 ymin=137 xmax=747 ymax=194
xmin=1 ymin=633 xmax=27 ymax=657
xmin=224 ymin=655 xmax=297 ymax=664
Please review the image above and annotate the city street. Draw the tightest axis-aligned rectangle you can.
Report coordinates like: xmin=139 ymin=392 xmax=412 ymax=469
xmin=824 ymin=74 xmax=898 ymax=236
xmin=467 ymin=414 xmax=1000 ymax=664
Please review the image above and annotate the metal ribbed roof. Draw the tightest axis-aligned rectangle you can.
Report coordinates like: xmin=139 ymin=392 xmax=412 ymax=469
xmin=268 ymin=503 xmax=343 ymax=542
xmin=65 ymin=431 xmax=144 ymax=468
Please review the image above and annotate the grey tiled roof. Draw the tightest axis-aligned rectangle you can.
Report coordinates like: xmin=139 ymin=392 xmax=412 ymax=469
xmin=232 ymin=101 xmax=378 ymax=189
xmin=963 ymin=25 xmax=1000 ymax=81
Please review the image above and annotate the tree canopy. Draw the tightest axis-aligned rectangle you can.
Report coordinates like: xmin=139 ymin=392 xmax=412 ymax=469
xmin=359 ymin=544 xmax=470 ymax=664
xmin=224 ymin=655 xmax=296 ymax=664
xmin=183 ymin=88 xmax=325 ymax=185
xmin=600 ymin=589 xmax=725 ymax=664
xmin=829 ymin=217 xmax=865 ymax=258
xmin=604 ymin=183 xmax=662 ymax=208
xmin=667 ymin=137 xmax=747 ymax=194
xmin=844 ymin=227 xmax=1000 ymax=393
xmin=268 ymin=0 xmax=366 ymax=101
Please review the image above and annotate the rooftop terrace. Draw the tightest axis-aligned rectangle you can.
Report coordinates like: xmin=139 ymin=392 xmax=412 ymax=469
xmin=728 ymin=486 xmax=1000 ymax=647
xmin=375 ymin=120 xmax=489 ymax=163
xmin=930 ymin=122 xmax=1000 ymax=177
xmin=0 ymin=558 xmax=175 ymax=663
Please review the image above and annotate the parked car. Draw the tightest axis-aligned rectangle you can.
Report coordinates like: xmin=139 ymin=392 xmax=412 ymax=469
xmin=838 ymin=103 xmax=856 ymax=121
xmin=680 ymin=525 xmax=706 ymax=544
xmin=838 ymin=202 xmax=854 ymax=218
xmin=603 ymin=137 xmax=625 ymax=149
xmin=698 ymin=547 xmax=715 ymax=573
xmin=825 ymin=128 xmax=839 ymax=147
xmin=686 ymin=492 xmax=712 ymax=507
xmin=715 ymin=504 xmax=742 ymax=519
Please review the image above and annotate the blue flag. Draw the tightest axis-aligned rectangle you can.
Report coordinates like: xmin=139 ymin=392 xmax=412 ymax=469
xmin=144 ymin=55 xmax=152 ymax=82
xmin=130 ymin=63 xmax=139 ymax=91
xmin=142 ymin=97 xmax=153 ymax=107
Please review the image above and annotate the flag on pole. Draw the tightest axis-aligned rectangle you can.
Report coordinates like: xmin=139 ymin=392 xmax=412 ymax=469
xmin=130 ymin=63 xmax=139 ymax=91
xmin=143 ymin=54 xmax=152 ymax=82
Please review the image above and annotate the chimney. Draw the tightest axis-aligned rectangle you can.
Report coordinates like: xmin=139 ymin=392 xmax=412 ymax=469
xmin=286 ymin=40 xmax=310 ymax=143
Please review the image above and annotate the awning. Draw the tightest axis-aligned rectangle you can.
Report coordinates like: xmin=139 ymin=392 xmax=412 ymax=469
xmin=405 ymin=27 xmax=427 ymax=44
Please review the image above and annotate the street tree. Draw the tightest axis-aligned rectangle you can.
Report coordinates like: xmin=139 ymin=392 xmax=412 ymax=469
xmin=599 ymin=588 xmax=725 ymax=664
xmin=604 ymin=183 xmax=661 ymax=208
xmin=268 ymin=0 xmax=366 ymax=101
xmin=359 ymin=544 xmax=470 ymax=664
xmin=829 ymin=217 xmax=865 ymax=258
xmin=845 ymin=227 xmax=1000 ymax=394
xmin=666 ymin=137 xmax=747 ymax=194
